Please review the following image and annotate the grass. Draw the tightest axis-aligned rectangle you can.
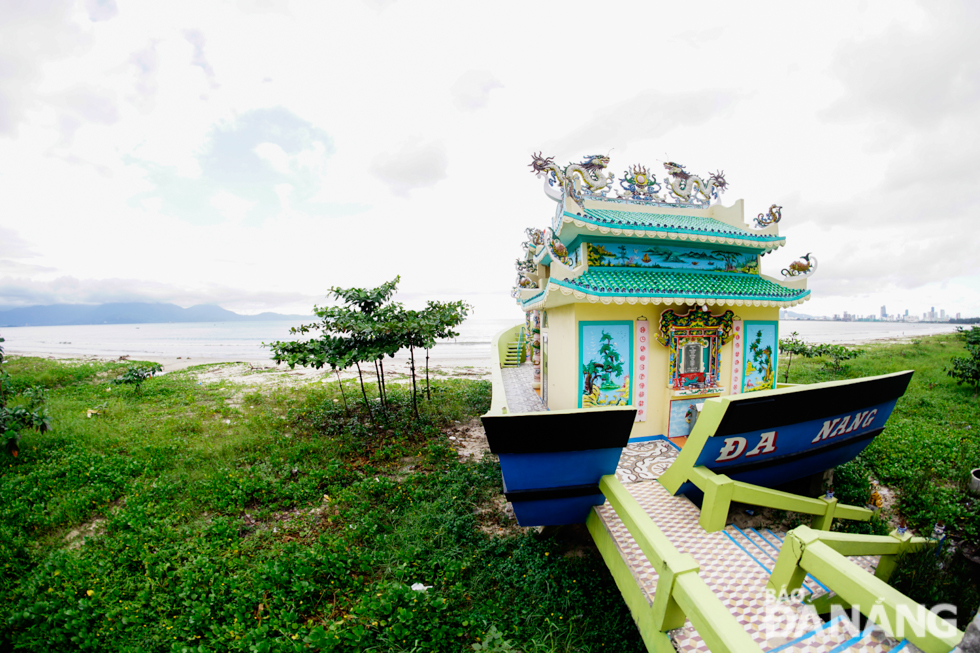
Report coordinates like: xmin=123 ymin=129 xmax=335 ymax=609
xmin=0 ymin=357 xmax=642 ymax=652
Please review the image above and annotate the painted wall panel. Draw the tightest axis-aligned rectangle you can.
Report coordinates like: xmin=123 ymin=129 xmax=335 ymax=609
xmin=579 ymin=321 xmax=633 ymax=408
xmin=586 ymin=242 xmax=758 ymax=274
xmin=741 ymin=321 xmax=778 ymax=393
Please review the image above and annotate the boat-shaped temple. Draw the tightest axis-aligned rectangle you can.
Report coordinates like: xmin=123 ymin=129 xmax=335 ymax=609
xmin=479 ymin=153 xmax=964 ymax=653
xmin=505 ymin=153 xmax=813 ymax=440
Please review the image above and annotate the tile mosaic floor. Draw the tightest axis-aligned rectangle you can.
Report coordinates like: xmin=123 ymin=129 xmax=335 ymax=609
xmin=596 ymin=444 xmax=903 ymax=652
xmin=501 ymin=363 xmax=546 ymax=413
xmin=615 ymin=439 xmax=679 ymax=484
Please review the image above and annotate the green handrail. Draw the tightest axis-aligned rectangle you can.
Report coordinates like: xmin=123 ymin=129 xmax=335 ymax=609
xmin=767 ymin=525 xmax=962 ymax=653
xmin=593 ymin=475 xmax=764 ymax=653
xmin=670 ymin=465 xmax=875 ymax=533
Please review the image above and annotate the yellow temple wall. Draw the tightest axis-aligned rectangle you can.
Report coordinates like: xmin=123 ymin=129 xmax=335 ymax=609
xmin=541 ymin=302 xmax=780 ymax=439
xmin=542 ymin=304 xmax=576 ymax=408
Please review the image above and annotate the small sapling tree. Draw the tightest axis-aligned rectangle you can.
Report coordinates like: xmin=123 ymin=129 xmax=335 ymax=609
xmin=112 ymin=363 xmax=164 ymax=397
xmin=269 ymin=278 xmax=471 ymax=422
xmin=813 ymin=343 xmax=860 ymax=374
xmin=271 ymin=277 xmax=406 ymax=421
xmin=0 ymin=336 xmax=51 ymax=457
xmin=947 ymin=326 xmax=980 ymax=397
xmin=419 ymin=300 xmax=471 ymax=401
xmin=778 ymin=331 xmax=815 ymax=383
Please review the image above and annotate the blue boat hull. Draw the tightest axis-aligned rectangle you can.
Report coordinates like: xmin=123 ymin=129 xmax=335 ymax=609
xmin=481 ymin=407 xmax=636 ymax=527
xmin=674 ymin=371 xmax=913 ymax=496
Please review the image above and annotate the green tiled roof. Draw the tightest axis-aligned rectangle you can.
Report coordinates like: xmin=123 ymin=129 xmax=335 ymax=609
xmin=552 ymin=269 xmax=808 ymax=302
xmin=570 ymin=209 xmax=782 ymax=243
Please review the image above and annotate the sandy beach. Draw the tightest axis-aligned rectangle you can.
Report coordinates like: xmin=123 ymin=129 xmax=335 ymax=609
xmin=7 ymin=349 xmax=492 ymax=387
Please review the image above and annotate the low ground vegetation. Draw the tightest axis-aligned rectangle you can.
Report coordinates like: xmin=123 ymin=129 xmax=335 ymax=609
xmin=0 ymin=356 xmax=641 ymax=652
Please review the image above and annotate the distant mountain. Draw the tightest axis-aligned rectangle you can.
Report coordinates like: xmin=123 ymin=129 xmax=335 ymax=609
xmin=780 ymin=309 xmax=817 ymax=320
xmin=0 ymin=303 xmax=311 ymax=327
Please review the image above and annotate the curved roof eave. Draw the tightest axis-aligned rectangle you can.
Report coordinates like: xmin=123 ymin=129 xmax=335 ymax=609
xmin=521 ymin=281 xmax=810 ymax=312
xmin=554 ymin=212 xmax=785 ymax=253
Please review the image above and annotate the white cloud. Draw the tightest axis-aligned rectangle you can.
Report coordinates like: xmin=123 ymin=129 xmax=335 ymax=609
xmin=545 ymin=89 xmax=743 ymax=158
xmin=85 ymin=0 xmax=118 ymax=22
xmin=209 ymin=190 xmax=255 ymax=223
xmin=370 ymin=139 xmax=448 ymax=196
xmin=0 ymin=0 xmax=977 ymax=321
xmin=254 ymin=142 xmax=291 ymax=174
xmin=821 ymin=5 xmax=980 ymax=130
xmin=182 ymin=29 xmax=219 ymax=89
xmin=0 ymin=226 xmax=39 ymax=259
xmin=451 ymin=70 xmax=502 ymax=112
xmin=0 ymin=0 xmax=90 ymax=135
xmin=0 ymin=274 xmax=317 ymax=312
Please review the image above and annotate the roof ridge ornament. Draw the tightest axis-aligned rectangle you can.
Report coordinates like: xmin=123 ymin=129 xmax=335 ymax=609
xmin=781 ymin=253 xmax=817 ymax=279
xmin=616 ymin=164 xmax=665 ymax=202
xmin=754 ymin=204 xmax=782 ymax=228
xmin=530 ymin=152 xmax=730 ymax=207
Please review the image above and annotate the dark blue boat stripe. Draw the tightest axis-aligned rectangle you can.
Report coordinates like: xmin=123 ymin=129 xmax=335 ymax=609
xmin=722 ymin=530 xmax=773 ymax=576
xmin=504 ymin=484 xmax=600 ymax=502
xmin=766 ymin=614 xmax=847 ymax=653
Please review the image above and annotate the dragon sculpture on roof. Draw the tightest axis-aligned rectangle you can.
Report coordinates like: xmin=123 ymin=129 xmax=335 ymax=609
xmin=529 ymin=152 xmax=614 ymax=202
xmin=663 ymin=161 xmax=728 ymax=205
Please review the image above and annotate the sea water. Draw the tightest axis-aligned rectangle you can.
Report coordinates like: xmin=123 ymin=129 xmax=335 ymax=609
xmin=0 ymin=318 xmax=521 ymax=363
xmin=0 ymin=318 xmax=963 ymax=364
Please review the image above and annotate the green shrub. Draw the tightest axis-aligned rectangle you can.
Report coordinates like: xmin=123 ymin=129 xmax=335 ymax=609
xmin=889 ymin=546 xmax=980 ymax=631
xmin=813 ymin=343 xmax=861 ymax=373
xmin=946 ymin=326 xmax=980 ymax=397
xmin=112 ymin=363 xmax=164 ymax=397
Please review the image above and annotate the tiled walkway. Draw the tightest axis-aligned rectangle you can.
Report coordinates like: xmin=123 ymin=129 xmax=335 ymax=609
xmin=599 ymin=440 xmax=904 ymax=653
xmin=501 ymin=363 xmax=546 ymax=413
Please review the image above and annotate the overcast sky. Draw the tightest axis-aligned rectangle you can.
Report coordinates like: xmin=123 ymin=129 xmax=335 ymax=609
xmin=1 ymin=0 xmax=978 ymax=321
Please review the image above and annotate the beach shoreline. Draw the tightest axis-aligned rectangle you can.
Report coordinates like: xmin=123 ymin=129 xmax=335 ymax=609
xmin=3 ymin=320 xmax=962 ymax=385
xmin=5 ymin=350 xmax=492 ymax=385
